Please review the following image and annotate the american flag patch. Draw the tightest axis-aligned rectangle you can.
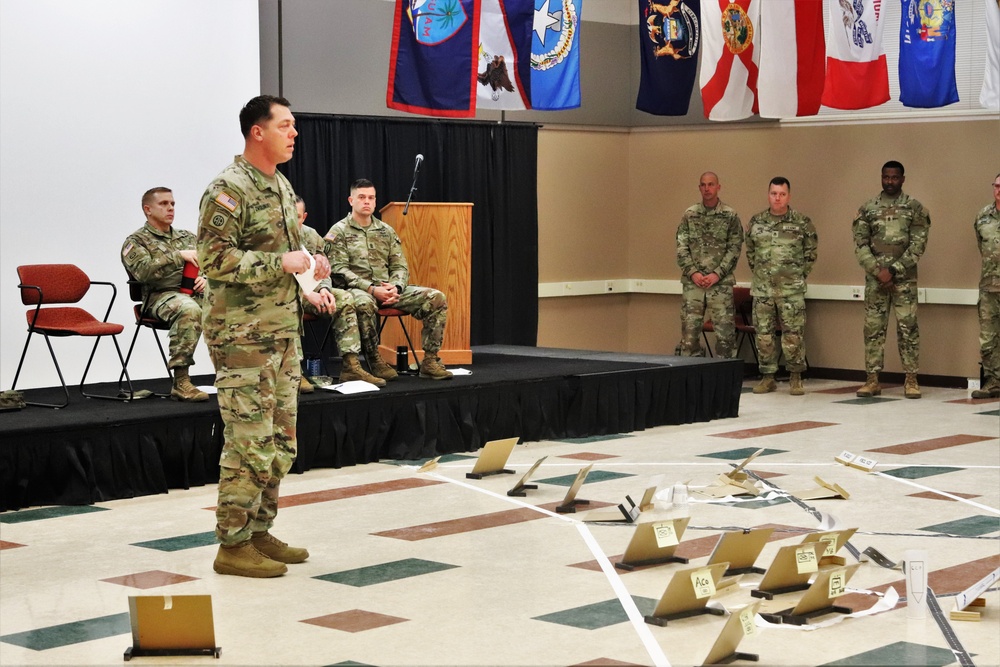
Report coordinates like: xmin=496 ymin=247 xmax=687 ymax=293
xmin=215 ymin=191 xmax=238 ymax=212
xmin=122 ymin=242 xmax=133 ymax=256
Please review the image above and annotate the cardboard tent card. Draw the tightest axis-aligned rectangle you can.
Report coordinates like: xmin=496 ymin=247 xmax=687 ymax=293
xmin=707 ymin=527 xmax=775 ymax=576
xmin=125 ymin=595 xmax=219 ymax=659
xmin=466 ymin=437 xmax=519 ymax=479
xmin=616 ymin=516 xmax=691 ymax=570
xmin=791 ymin=476 xmax=850 ymax=500
xmin=644 ymin=562 xmax=730 ymax=626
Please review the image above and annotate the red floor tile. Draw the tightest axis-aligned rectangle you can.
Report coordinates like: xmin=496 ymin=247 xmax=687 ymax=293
xmin=301 ymin=609 xmax=408 ymax=633
xmin=711 ymin=421 xmax=838 ymax=439
xmin=100 ymin=570 xmax=199 ymax=589
xmin=867 ymin=434 xmax=994 ymax=455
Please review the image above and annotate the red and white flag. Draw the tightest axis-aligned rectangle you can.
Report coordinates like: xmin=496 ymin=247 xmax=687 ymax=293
xmin=699 ymin=0 xmax=760 ymax=121
xmin=757 ymin=0 xmax=825 ymax=118
xmin=821 ymin=0 xmax=889 ymax=110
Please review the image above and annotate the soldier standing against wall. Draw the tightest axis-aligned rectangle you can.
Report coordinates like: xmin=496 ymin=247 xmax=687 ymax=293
xmin=198 ymin=95 xmax=333 ymax=578
xmin=746 ymin=177 xmax=818 ymax=396
xmin=972 ymin=173 xmax=1000 ymax=398
xmin=852 ymin=161 xmax=931 ymax=399
xmin=675 ymin=172 xmax=744 ymax=357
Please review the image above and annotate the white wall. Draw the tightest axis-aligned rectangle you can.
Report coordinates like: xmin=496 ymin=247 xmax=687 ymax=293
xmin=0 ymin=0 xmax=260 ymax=389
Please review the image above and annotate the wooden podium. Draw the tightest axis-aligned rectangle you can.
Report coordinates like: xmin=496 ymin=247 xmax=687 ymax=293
xmin=379 ymin=202 xmax=473 ymax=365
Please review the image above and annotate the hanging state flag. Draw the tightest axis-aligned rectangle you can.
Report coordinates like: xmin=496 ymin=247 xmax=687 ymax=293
xmin=984 ymin=0 xmax=1000 ymax=110
xmin=476 ymin=0 xmax=533 ymax=110
xmin=699 ymin=0 xmax=761 ymax=121
xmin=636 ymin=0 xmax=702 ymax=116
xmin=821 ymin=0 xmax=889 ymax=110
xmin=757 ymin=0 xmax=825 ymax=118
xmin=387 ymin=0 xmax=480 ymax=117
xmin=899 ymin=0 xmax=959 ymax=108
xmin=531 ymin=0 xmax=582 ymax=110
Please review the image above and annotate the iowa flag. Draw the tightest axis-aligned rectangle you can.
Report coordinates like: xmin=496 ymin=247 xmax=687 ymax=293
xmin=757 ymin=0 xmax=825 ymax=118
xmin=636 ymin=0 xmax=701 ymax=116
xmin=821 ymin=0 xmax=890 ymax=110
xmin=699 ymin=0 xmax=760 ymax=121
xmin=899 ymin=0 xmax=958 ymax=108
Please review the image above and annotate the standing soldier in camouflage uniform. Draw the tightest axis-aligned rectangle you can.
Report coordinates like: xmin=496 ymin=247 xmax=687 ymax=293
xmin=325 ymin=178 xmax=452 ymax=381
xmin=852 ymin=161 xmax=931 ymax=399
xmin=198 ymin=95 xmax=333 ymax=578
xmin=746 ymin=177 xmax=818 ymax=396
xmin=295 ymin=196 xmax=385 ymax=389
xmin=676 ymin=172 xmax=744 ymax=357
xmin=973 ymin=174 xmax=1000 ymax=398
xmin=122 ymin=187 xmax=209 ymax=402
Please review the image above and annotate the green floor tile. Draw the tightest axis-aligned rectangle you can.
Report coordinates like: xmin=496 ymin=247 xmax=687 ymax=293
xmin=0 ymin=612 xmax=130 ymax=651
xmin=553 ymin=434 xmax=634 ymax=444
xmin=834 ymin=397 xmax=901 ymax=405
xmin=721 ymin=496 xmax=792 ymax=510
xmin=0 ymin=505 xmax=109 ymax=524
xmin=383 ymin=453 xmax=477 ymax=466
xmin=533 ymin=596 xmax=657 ymax=630
xmin=132 ymin=531 xmax=218 ymax=552
xmin=881 ymin=466 xmax=962 ymax=480
xmin=820 ymin=640 xmax=957 ymax=666
xmin=977 ymin=409 xmax=1000 ymax=417
xmin=326 ymin=662 xmax=377 ymax=666
xmin=314 ymin=558 xmax=458 ymax=587
xmin=698 ymin=447 xmax=786 ymax=461
xmin=919 ymin=514 xmax=1000 ymax=537
xmin=535 ymin=470 xmax=635 ymax=487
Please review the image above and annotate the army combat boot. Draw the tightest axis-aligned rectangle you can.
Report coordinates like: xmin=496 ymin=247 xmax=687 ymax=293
xmin=338 ymin=353 xmax=386 ymax=387
xmin=213 ymin=542 xmax=287 ymax=577
xmin=789 ymin=372 xmax=805 ymax=396
xmin=972 ymin=380 xmax=1000 ymax=399
xmin=171 ymin=367 xmax=209 ymax=402
xmin=419 ymin=354 xmax=453 ymax=380
xmin=251 ymin=531 xmax=309 ymax=564
xmin=753 ymin=374 xmax=776 ymax=394
xmin=904 ymin=373 xmax=922 ymax=399
xmin=856 ymin=373 xmax=881 ymax=397
xmin=365 ymin=343 xmax=398 ymax=381
xmin=298 ymin=375 xmax=314 ymax=394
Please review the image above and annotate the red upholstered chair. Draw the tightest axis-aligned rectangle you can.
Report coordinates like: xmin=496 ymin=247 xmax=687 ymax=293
xmin=120 ymin=270 xmax=172 ymax=395
xmin=11 ymin=264 xmax=134 ymax=408
xmin=377 ymin=307 xmax=419 ymax=368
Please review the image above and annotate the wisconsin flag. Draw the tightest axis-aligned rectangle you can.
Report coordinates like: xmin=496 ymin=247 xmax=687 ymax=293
xmin=757 ymin=0 xmax=825 ymax=118
xmin=821 ymin=0 xmax=890 ymax=110
xmin=636 ymin=0 xmax=702 ymax=116
xmin=476 ymin=0 xmax=533 ymax=110
xmin=387 ymin=0 xmax=480 ymax=117
xmin=532 ymin=0 xmax=583 ymax=110
xmin=899 ymin=0 xmax=958 ymax=108
xmin=699 ymin=0 xmax=760 ymax=121
xmin=984 ymin=0 xmax=1000 ymax=111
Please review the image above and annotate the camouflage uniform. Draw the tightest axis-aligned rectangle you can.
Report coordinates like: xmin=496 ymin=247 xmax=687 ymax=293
xmin=852 ymin=192 xmax=931 ymax=374
xmin=325 ymin=213 xmax=447 ymax=355
xmin=676 ymin=201 xmax=744 ymax=357
xmin=975 ymin=201 xmax=1000 ymax=388
xmin=197 ymin=155 xmax=303 ymax=548
xmin=299 ymin=225 xmax=361 ymax=356
xmin=745 ymin=208 xmax=818 ymax=375
xmin=121 ymin=223 xmax=203 ymax=369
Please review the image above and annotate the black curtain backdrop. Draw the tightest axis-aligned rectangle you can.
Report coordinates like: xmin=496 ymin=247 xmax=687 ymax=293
xmin=280 ymin=114 xmax=539 ymax=347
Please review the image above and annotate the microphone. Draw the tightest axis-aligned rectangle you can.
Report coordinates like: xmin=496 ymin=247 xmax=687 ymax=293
xmin=414 ymin=154 xmax=424 ymax=170
xmin=404 ymin=154 xmax=424 ymax=215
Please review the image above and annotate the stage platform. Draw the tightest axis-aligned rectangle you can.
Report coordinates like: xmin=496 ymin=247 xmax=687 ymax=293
xmin=0 ymin=345 xmax=742 ymax=511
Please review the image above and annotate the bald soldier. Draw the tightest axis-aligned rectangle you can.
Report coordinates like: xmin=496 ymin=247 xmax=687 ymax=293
xmin=676 ymin=172 xmax=744 ymax=357
xmin=973 ymin=173 xmax=1000 ymax=399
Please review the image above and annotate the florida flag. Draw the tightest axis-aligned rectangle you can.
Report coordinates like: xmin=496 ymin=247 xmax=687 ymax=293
xmin=757 ymin=0 xmax=825 ymax=118
xmin=700 ymin=0 xmax=760 ymax=121
xmin=821 ymin=0 xmax=890 ymax=110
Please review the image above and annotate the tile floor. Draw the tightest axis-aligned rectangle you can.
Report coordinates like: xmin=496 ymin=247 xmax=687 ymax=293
xmin=0 ymin=378 xmax=997 ymax=666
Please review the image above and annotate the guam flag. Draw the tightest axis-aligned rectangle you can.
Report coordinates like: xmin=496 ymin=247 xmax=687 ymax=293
xmin=387 ymin=0 xmax=480 ymax=117
xmin=532 ymin=0 xmax=582 ymax=110
xmin=636 ymin=0 xmax=701 ymax=116
xmin=898 ymin=0 xmax=959 ymax=109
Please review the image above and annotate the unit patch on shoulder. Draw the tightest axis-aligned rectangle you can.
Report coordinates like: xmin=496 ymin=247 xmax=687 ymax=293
xmin=215 ymin=191 xmax=239 ymax=212
xmin=210 ymin=212 xmax=227 ymax=228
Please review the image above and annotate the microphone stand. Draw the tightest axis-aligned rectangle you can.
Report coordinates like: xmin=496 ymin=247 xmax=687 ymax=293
xmin=403 ymin=159 xmax=421 ymax=215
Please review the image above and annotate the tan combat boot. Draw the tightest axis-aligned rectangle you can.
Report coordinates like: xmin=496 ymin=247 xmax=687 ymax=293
xmin=338 ymin=353 xmax=386 ymax=387
xmin=170 ymin=367 xmax=209 ymax=402
xmin=856 ymin=373 xmax=881 ymax=397
xmin=971 ymin=380 xmax=1000 ymax=399
xmin=366 ymin=349 xmax=398 ymax=381
xmin=419 ymin=354 xmax=453 ymax=380
xmin=904 ymin=373 xmax=921 ymax=399
xmin=789 ymin=372 xmax=805 ymax=396
xmin=299 ymin=375 xmax=314 ymax=394
xmin=213 ymin=542 xmax=287 ymax=577
xmin=251 ymin=531 xmax=309 ymax=564
xmin=753 ymin=374 xmax=776 ymax=394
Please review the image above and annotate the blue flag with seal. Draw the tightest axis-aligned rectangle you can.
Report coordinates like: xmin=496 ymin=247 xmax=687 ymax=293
xmin=898 ymin=0 xmax=959 ymax=109
xmin=636 ymin=0 xmax=701 ymax=116
xmin=531 ymin=0 xmax=583 ymax=110
xmin=387 ymin=0 xmax=480 ymax=117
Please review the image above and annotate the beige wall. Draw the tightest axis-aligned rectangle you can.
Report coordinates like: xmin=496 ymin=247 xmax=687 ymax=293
xmin=537 ymin=119 xmax=1000 ymax=378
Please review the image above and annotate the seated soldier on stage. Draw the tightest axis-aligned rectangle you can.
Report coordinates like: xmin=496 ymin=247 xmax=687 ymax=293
xmin=324 ymin=178 xmax=452 ymax=381
xmin=121 ymin=187 xmax=208 ymax=401
xmin=295 ymin=196 xmax=385 ymax=390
